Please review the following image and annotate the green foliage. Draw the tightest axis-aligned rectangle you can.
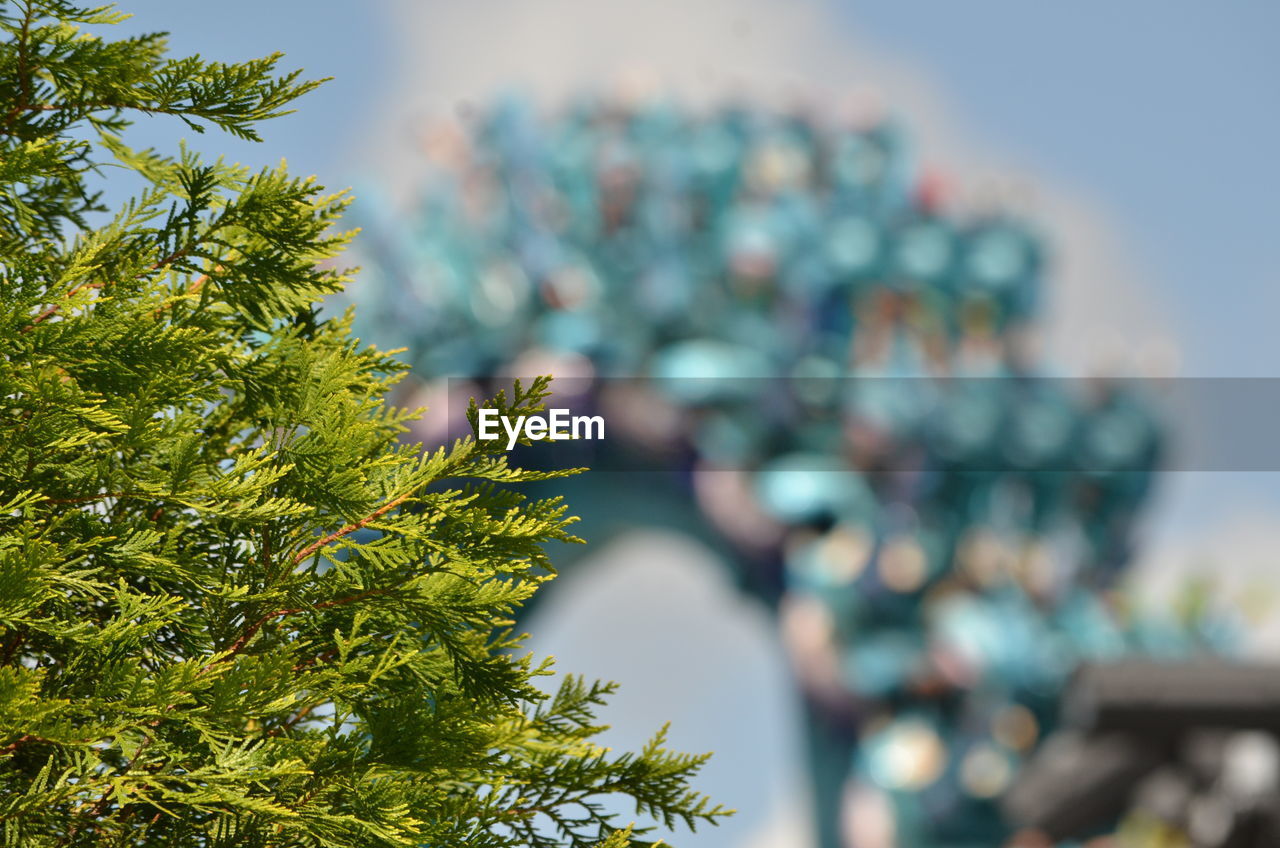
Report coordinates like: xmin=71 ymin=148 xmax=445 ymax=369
xmin=0 ymin=3 xmax=730 ymax=845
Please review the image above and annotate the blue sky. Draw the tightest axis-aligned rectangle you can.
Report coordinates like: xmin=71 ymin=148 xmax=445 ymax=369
xmin=115 ymin=1 xmax=1280 ymax=378
xmin=112 ymin=1 xmax=389 ymax=187
xmin=838 ymin=0 xmax=1280 ymax=378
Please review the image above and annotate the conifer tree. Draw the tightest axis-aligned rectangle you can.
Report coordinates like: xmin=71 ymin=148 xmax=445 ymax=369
xmin=0 ymin=3 xmax=729 ymax=845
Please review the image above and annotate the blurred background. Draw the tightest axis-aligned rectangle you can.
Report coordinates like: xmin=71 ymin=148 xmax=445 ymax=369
xmin=110 ymin=2 xmax=1280 ymax=845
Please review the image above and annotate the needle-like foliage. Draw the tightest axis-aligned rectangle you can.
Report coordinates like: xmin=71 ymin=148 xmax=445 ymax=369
xmin=0 ymin=3 xmax=730 ymax=845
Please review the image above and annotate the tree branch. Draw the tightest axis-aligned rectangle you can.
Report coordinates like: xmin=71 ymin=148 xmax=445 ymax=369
xmin=2 ymin=2 xmax=36 ymax=131
xmin=21 ymin=249 xmax=190 ymax=333
xmin=207 ymin=587 xmax=394 ymax=671
xmin=0 ymin=734 xmax=36 ymax=758
xmin=61 ymin=733 xmax=155 ymax=845
xmin=291 ymin=494 xmax=408 ymax=566
xmin=0 ymin=627 xmax=26 ymax=664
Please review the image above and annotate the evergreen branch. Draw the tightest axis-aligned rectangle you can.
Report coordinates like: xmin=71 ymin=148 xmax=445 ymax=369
xmin=0 ymin=734 xmax=36 ymax=758
xmin=291 ymin=647 xmax=338 ymax=673
xmin=1 ymin=1 xmax=35 ymax=131
xmin=291 ymin=493 xmax=410 ymax=566
xmin=20 ymin=247 xmax=190 ymax=332
xmin=44 ymin=491 xmax=128 ymax=504
xmin=212 ymin=587 xmax=395 ymax=667
xmin=270 ymin=701 xmax=319 ymax=737
xmin=0 ymin=6 xmax=726 ymax=844
xmin=150 ymin=271 xmax=209 ymax=317
xmin=61 ymin=732 xmax=157 ymax=845
xmin=0 ymin=628 xmax=26 ymax=664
